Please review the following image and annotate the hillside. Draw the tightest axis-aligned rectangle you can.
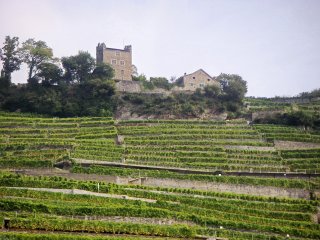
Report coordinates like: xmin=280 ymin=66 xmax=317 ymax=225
xmin=246 ymin=97 xmax=320 ymax=127
xmin=0 ymin=111 xmax=320 ymax=239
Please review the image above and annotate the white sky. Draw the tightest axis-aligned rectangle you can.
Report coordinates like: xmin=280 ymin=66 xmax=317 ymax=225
xmin=0 ymin=0 xmax=319 ymax=97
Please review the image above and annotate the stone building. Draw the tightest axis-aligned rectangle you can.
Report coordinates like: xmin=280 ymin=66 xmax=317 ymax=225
xmin=179 ymin=69 xmax=219 ymax=91
xmin=96 ymin=43 xmax=132 ymax=81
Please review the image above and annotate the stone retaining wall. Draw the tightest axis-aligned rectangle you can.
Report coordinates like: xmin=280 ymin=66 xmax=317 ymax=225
xmin=138 ymin=177 xmax=310 ymax=199
xmin=115 ymin=80 xmax=141 ymax=93
xmin=14 ymin=169 xmax=311 ymax=199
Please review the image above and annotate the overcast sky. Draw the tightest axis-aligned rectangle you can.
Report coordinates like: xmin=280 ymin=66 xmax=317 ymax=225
xmin=0 ymin=0 xmax=319 ymax=97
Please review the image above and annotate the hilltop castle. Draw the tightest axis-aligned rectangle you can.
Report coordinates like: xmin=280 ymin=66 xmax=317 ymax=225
xmin=96 ymin=43 xmax=219 ymax=93
xmin=96 ymin=43 xmax=132 ymax=81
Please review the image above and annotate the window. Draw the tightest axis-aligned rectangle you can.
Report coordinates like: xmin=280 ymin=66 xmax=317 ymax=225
xmin=192 ymin=76 xmax=195 ymax=79
xmin=200 ymin=83 xmax=204 ymax=87
xmin=121 ymin=70 xmax=124 ymax=80
xmin=120 ymin=60 xmax=125 ymax=66
xmin=111 ymin=59 xmax=117 ymax=65
xmin=115 ymin=51 xmax=120 ymax=56
xmin=207 ymin=79 xmax=211 ymax=82
xmin=190 ymin=83 xmax=194 ymax=86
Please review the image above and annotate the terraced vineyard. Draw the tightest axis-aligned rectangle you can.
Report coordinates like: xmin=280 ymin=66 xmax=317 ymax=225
xmin=0 ymin=112 xmax=319 ymax=239
xmin=245 ymin=98 xmax=291 ymax=112
xmin=0 ymin=113 xmax=122 ymax=168
xmin=245 ymin=97 xmax=320 ymax=114
xmin=254 ymin=124 xmax=320 ymax=143
xmin=0 ymin=172 xmax=319 ymax=240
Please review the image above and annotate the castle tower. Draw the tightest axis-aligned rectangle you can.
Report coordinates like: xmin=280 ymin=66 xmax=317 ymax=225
xmin=96 ymin=42 xmax=132 ymax=81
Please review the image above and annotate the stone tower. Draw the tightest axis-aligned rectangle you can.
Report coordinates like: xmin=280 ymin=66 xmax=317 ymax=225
xmin=96 ymin=42 xmax=132 ymax=81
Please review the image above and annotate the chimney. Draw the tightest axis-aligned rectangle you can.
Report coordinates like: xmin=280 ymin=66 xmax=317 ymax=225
xmin=124 ymin=45 xmax=132 ymax=52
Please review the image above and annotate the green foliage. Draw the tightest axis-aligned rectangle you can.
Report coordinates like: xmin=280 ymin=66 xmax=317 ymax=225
xmin=0 ymin=232 xmax=158 ymax=240
xmin=72 ymin=79 xmax=116 ymax=116
xmin=0 ymin=36 xmax=253 ymax=118
xmin=174 ymin=76 xmax=184 ymax=87
xmin=0 ymin=232 xmax=160 ymax=240
xmin=19 ymin=38 xmax=54 ymax=80
xmin=1 ymin=113 xmax=320 ymax=173
xmin=132 ymin=74 xmax=152 ymax=91
xmin=204 ymin=84 xmax=221 ymax=98
xmin=118 ymin=91 xmax=226 ymax=118
xmin=132 ymin=75 xmax=174 ymax=91
xmin=217 ymin=73 xmax=247 ymax=102
xmin=246 ymin=93 xmax=320 ymax=130
xmin=1 ymin=52 xmax=116 ymax=116
xmin=150 ymin=77 xmax=173 ymax=90
xmin=7 ymin=216 xmax=195 ymax=238
xmin=285 ymin=109 xmax=316 ymax=127
xmin=61 ymin=51 xmax=95 ymax=84
xmin=254 ymin=109 xmax=318 ymax=128
xmin=0 ymin=47 xmax=116 ymax=117
xmin=36 ymin=62 xmax=62 ymax=86
xmin=0 ymin=36 xmax=22 ymax=81
xmin=119 ymin=73 xmax=249 ymax=118
xmin=92 ymin=62 xmax=114 ymax=80
xmin=0 ymin=173 xmax=319 ymax=239
xmin=72 ymin=165 xmax=319 ymax=190
xmin=299 ymin=88 xmax=320 ymax=98
xmin=132 ymin=74 xmax=147 ymax=82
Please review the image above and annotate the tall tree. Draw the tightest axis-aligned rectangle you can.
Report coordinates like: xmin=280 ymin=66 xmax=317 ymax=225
xmin=132 ymin=64 xmax=138 ymax=77
xmin=91 ymin=63 xmax=114 ymax=80
xmin=36 ymin=62 xmax=62 ymax=86
xmin=0 ymin=36 xmax=22 ymax=81
xmin=61 ymin=51 xmax=95 ymax=84
xmin=19 ymin=38 xmax=53 ymax=80
xmin=217 ymin=73 xmax=247 ymax=102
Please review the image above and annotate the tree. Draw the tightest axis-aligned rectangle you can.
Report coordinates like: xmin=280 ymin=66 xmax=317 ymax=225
xmin=91 ymin=63 xmax=114 ymax=80
xmin=61 ymin=51 xmax=95 ymax=84
xmin=217 ymin=73 xmax=247 ymax=102
xmin=36 ymin=62 xmax=62 ymax=86
xmin=150 ymin=77 xmax=173 ymax=90
xmin=285 ymin=110 xmax=315 ymax=128
xmin=0 ymin=36 xmax=22 ymax=81
xmin=204 ymin=84 xmax=221 ymax=98
xmin=132 ymin=74 xmax=147 ymax=82
xmin=19 ymin=39 xmax=53 ymax=80
xmin=132 ymin=64 xmax=138 ymax=77
xmin=76 ymin=78 xmax=116 ymax=116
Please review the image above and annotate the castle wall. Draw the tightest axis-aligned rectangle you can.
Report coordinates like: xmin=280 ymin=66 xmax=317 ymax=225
xmin=96 ymin=43 xmax=132 ymax=81
xmin=103 ymin=47 xmax=132 ymax=81
xmin=116 ymin=80 xmax=141 ymax=93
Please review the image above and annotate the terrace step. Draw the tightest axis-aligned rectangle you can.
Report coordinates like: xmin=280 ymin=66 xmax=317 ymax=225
xmin=70 ymin=159 xmax=320 ymax=178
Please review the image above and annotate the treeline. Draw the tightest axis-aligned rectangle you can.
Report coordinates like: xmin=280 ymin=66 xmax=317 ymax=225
xmin=0 ymin=36 xmax=249 ymax=117
xmin=0 ymin=36 xmax=116 ymax=117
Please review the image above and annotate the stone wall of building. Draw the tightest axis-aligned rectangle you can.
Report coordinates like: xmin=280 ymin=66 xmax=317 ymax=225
xmin=182 ymin=69 xmax=219 ymax=91
xmin=96 ymin=43 xmax=132 ymax=81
